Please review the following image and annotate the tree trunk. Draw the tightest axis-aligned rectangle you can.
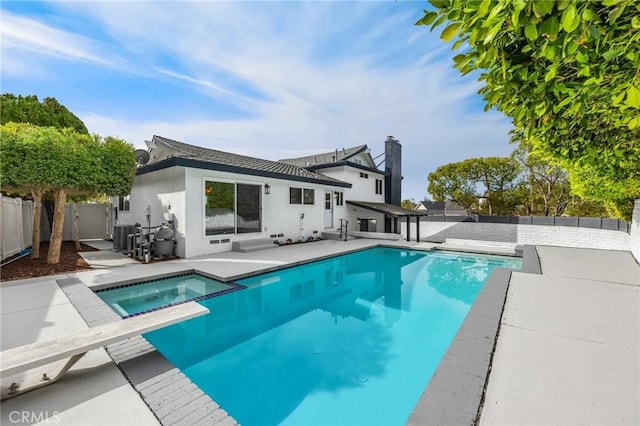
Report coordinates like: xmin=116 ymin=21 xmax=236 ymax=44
xmin=73 ymin=202 xmax=81 ymax=251
xmin=47 ymin=189 xmax=66 ymax=264
xmin=31 ymin=189 xmax=43 ymax=259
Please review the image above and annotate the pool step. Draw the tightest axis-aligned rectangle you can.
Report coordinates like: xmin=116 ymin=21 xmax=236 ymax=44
xmin=231 ymin=238 xmax=278 ymax=253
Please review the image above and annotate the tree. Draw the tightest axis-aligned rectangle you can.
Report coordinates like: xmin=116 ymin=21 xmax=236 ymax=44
xmin=428 ymin=157 xmax=520 ymax=215
xmin=468 ymin=157 xmax=521 ymax=215
xmin=1 ymin=94 xmax=88 ymax=134
xmin=0 ymin=123 xmax=136 ymax=263
xmin=417 ymin=0 xmax=640 ymax=219
xmin=428 ymin=162 xmax=478 ymax=211
xmin=511 ymin=139 xmax=571 ymax=216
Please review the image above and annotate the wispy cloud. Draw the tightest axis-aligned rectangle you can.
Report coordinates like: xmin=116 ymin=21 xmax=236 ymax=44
xmin=0 ymin=10 xmax=111 ymax=67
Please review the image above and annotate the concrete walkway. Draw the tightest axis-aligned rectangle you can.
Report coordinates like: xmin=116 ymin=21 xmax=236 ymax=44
xmin=0 ymin=276 xmax=159 ymax=426
xmin=480 ymin=246 xmax=640 ymax=425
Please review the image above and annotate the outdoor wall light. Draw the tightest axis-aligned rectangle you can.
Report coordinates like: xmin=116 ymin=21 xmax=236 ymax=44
xmin=265 ymin=184 xmax=271 ymax=195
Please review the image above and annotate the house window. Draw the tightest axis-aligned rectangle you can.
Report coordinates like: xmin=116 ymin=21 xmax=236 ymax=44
xmin=205 ymin=180 xmax=261 ymax=236
xmin=118 ymin=195 xmax=130 ymax=212
xmin=359 ymin=172 xmax=369 ymax=179
xmin=290 ymin=187 xmax=315 ymax=205
xmin=335 ymin=191 xmax=344 ymax=206
xmin=290 ymin=188 xmax=302 ymax=204
xmin=303 ymin=188 xmax=315 ymax=205
xmin=375 ymin=179 xmax=383 ymax=195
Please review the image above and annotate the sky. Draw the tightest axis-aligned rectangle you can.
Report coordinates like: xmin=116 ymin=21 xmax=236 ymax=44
xmin=1 ymin=1 xmax=514 ymax=201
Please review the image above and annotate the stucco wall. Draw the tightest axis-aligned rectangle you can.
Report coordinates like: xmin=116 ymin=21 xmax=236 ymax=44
xmin=117 ymin=167 xmax=187 ymax=257
xmin=183 ymin=168 xmax=340 ymax=258
xmin=630 ymin=200 xmax=640 ymax=263
xmin=401 ymin=220 xmax=631 ymax=252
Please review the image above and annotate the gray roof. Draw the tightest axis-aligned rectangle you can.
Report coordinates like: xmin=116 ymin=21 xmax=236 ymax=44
xmin=141 ymin=135 xmax=351 ymax=188
xmin=346 ymin=200 xmax=426 ymax=217
xmin=279 ymin=145 xmax=368 ymax=167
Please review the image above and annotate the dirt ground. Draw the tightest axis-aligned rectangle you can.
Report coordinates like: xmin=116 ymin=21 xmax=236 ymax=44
xmin=0 ymin=242 xmax=98 ymax=282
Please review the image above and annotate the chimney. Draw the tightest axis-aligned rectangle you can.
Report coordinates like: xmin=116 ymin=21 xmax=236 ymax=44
xmin=384 ymin=136 xmax=402 ymax=206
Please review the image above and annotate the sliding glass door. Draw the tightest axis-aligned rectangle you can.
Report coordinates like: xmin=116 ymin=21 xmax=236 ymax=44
xmin=204 ymin=180 xmax=261 ymax=236
xmin=237 ymin=183 xmax=261 ymax=234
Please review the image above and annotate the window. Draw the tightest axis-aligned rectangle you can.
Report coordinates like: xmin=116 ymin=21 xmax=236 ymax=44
xmin=335 ymin=191 xmax=344 ymax=206
xmin=118 ymin=195 xmax=130 ymax=212
xmin=303 ymin=188 xmax=315 ymax=205
xmin=290 ymin=187 xmax=315 ymax=205
xmin=359 ymin=172 xmax=369 ymax=179
xmin=205 ymin=180 xmax=261 ymax=236
xmin=290 ymin=188 xmax=302 ymax=204
xmin=375 ymin=179 xmax=383 ymax=195
xmin=205 ymin=181 xmax=235 ymax=235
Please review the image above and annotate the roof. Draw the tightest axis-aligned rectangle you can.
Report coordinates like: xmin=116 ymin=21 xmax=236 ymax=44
xmin=279 ymin=145 xmax=368 ymax=167
xmin=138 ymin=135 xmax=351 ymax=188
xmin=346 ymin=200 xmax=427 ymax=217
xmin=416 ymin=200 xmax=467 ymax=214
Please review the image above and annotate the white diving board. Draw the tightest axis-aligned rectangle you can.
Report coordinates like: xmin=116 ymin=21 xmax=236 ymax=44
xmin=0 ymin=301 xmax=208 ymax=399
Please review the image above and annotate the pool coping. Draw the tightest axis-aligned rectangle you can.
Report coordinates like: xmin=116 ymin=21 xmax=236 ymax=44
xmin=63 ymin=242 xmax=534 ymax=426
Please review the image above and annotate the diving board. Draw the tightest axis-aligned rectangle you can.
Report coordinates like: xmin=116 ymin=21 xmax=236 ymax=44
xmin=0 ymin=301 xmax=208 ymax=399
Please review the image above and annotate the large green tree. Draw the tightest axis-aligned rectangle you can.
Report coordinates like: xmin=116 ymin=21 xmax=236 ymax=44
xmin=0 ymin=123 xmax=135 ymax=263
xmin=1 ymin=94 xmax=88 ymax=134
xmin=428 ymin=156 xmax=521 ymax=215
xmin=417 ymin=0 xmax=640 ymax=219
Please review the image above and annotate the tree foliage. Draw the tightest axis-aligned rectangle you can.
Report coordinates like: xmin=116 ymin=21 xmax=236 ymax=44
xmin=0 ymin=123 xmax=136 ymax=263
xmin=417 ymin=0 xmax=640 ymax=218
xmin=428 ymin=156 xmax=521 ymax=215
xmin=1 ymin=94 xmax=88 ymax=134
xmin=511 ymin=137 xmax=571 ymax=216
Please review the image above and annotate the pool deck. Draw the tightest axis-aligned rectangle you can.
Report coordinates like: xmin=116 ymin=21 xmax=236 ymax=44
xmin=1 ymin=240 xmax=638 ymax=425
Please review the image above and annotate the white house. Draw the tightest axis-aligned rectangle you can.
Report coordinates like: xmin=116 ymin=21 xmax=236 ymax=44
xmin=115 ymin=135 xmax=417 ymax=258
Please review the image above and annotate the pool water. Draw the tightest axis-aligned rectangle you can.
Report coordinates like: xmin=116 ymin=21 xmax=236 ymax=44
xmin=96 ymin=273 xmax=239 ymax=317
xmin=144 ymin=248 xmax=521 ymax=425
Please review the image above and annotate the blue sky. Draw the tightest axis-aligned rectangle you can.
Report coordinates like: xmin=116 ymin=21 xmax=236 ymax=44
xmin=1 ymin=1 xmax=513 ymax=201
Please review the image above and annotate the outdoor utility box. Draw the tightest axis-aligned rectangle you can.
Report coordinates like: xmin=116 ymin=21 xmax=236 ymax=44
xmin=113 ymin=225 xmax=136 ymax=250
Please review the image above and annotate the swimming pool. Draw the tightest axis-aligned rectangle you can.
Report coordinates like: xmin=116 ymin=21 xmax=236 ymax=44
xmin=143 ymin=247 xmax=521 ymax=425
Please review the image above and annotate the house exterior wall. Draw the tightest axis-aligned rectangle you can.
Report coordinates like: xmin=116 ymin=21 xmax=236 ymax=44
xmin=183 ymin=167 xmax=339 ymax=258
xmin=116 ymin=167 xmax=187 ymax=256
xmin=317 ymin=165 xmax=385 ymax=232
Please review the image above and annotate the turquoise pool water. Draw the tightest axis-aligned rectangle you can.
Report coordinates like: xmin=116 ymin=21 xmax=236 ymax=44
xmin=144 ymin=248 xmax=521 ymax=425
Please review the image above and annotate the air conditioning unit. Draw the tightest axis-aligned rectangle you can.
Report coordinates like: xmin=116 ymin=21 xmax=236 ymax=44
xmin=113 ymin=225 xmax=136 ymax=250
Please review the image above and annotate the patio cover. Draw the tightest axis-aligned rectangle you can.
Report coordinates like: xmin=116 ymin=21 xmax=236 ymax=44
xmin=346 ymin=201 xmax=426 ymax=217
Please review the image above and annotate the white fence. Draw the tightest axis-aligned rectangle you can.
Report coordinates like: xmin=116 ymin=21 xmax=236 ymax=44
xmin=0 ymin=195 xmax=113 ymax=261
xmin=0 ymin=195 xmax=34 ymax=261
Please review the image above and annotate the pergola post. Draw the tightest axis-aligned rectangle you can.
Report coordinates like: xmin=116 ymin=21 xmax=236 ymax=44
xmin=406 ymin=216 xmax=411 ymax=241
xmin=416 ymin=215 xmax=420 ymax=242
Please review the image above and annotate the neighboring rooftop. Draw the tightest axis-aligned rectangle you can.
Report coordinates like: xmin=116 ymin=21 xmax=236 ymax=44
xmin=139 ymin=135 xmax=351 ymax=188
xmin=415 ymin=200 xmax=467 ymax=215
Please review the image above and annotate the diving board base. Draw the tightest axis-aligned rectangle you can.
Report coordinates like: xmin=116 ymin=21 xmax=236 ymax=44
xmin=0 ymin=301 xmax=209 ymax=400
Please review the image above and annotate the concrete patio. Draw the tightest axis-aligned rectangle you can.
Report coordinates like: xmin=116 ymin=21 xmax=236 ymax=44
xmin=0 ymin=240 xmax=638 ymax=425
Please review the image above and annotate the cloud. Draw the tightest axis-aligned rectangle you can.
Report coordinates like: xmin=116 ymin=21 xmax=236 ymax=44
xmin=0 ymin=10 xmax=112 ymax=68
